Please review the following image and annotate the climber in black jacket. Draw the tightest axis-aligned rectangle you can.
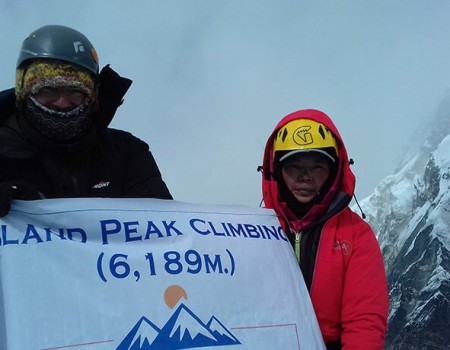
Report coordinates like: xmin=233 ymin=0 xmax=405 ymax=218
xmin=0 ymin=25 xmax=172 ymax=216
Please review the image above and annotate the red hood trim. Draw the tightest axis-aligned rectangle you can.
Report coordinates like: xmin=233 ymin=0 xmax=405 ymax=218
xmin=261 ymin=109 xmax=356 ymax=231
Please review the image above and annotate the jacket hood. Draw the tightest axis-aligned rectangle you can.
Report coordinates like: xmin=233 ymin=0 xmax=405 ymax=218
xmin=262 ymin=109 xmax=356 ymax=231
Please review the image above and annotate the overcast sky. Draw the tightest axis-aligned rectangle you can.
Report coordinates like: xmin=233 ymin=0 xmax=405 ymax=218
xmin=2 ymin=0 xmax=450 ymax=207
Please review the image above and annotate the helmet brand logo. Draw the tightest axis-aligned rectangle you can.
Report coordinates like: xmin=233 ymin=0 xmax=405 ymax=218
xmin=293 ymin=126 xmax=313 ymax=145
xmin=73 ymin=41 xmax=85 ymax=53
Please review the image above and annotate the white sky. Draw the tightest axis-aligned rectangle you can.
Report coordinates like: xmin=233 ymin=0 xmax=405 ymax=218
xmin=1 ymin=0 xmax=450 ymax=206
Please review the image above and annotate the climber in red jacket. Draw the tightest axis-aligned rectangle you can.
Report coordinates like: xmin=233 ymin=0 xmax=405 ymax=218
xmin=261 ymin=109 xmax=389 ymax=349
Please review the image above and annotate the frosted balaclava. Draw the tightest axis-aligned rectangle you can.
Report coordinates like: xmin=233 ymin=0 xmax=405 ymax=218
xmin=15 ymin=60 xmax=96 ymax=142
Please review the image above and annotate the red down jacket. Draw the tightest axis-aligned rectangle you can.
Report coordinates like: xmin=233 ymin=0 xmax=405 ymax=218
xmin=261 ymin=109 xmax=389 ymax=349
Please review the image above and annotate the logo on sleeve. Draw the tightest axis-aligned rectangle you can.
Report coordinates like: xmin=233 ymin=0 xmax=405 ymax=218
xmin=333 ymin=240 xmax=352 ymax=255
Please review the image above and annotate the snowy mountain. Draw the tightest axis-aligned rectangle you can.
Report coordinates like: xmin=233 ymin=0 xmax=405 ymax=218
xmin=358 ymin=93 xmax=450 ymax=350
xmin=157 ymin=303 xmax=218 ymax=347
xmin=207 ymin=316 xmax=241 ymax=344
xmin=117 ymin=303 xmax=240 ymax=349
xmin=116 ymin=316 xmax=161 ymax=350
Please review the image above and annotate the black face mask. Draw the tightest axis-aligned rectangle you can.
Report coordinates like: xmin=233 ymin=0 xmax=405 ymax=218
xmin=24 ymin=96 xmax=91 ymax=142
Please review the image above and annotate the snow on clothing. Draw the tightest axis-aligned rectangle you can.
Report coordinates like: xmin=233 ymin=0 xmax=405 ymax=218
xmin=0 ymin=66 xmax=172 ymax=200
xmin=262 ymin=109 xmax=389 ymax=349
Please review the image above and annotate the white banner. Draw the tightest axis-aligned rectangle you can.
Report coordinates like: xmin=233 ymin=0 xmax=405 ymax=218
xmin=0 ymin=198 xmax=325 ymax=350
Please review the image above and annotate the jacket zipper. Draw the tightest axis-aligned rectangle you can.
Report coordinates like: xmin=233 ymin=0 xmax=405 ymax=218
xmin=295 ymin=230 xmax=303 ymax=263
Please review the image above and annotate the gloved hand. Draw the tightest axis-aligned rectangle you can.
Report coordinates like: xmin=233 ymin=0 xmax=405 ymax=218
xmin=0 ymin=181 xmax=44 ymax=217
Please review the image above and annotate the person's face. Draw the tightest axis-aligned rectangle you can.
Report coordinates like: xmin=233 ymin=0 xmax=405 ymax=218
xmin=281 ymin=152 xmax=331 ymax=204
xmin=33 ymin=86 xmax=87 ymax=112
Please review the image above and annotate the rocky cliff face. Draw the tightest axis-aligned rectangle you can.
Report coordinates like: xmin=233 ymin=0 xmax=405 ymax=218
xmin=358 ymin=94 xmax=450 ymax=350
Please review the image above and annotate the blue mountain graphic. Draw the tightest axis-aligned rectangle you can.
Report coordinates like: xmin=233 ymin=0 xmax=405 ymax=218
xmin=207 ymin=316 xmax=241 ymax=345
xmin=116 ymin=303 xmax=240 ymax=350
xmin=116 ymin=316 xmax=161 ymax=350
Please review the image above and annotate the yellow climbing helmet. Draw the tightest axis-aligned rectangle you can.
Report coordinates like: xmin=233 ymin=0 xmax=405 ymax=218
xmin=273 ymin=119 xmax=339 ymax=162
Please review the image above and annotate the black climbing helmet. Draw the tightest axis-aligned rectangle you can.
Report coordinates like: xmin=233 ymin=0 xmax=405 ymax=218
xmin=17 ymin=24 xmax=99 ymax=76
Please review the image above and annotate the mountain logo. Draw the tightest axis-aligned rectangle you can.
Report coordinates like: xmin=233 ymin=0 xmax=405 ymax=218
xmin=116 ymin=285 xmax=241 ymax=349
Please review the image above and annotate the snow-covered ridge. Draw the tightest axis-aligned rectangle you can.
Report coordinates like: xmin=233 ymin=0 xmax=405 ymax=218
xmin=353 ymin=93 xmax=450 ymax=349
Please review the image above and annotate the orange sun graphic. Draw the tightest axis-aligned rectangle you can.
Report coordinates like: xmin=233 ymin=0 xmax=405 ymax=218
xmin=164 ymin=285 xmax=188 ymax=309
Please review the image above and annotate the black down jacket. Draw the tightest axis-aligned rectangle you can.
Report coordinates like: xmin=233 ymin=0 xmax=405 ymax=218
xmin=0 ymin=65 xmax=172 ymax=200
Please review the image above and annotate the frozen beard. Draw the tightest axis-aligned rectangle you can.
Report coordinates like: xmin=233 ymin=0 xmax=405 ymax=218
xmin=16 ymin=60 xmax=96 ymax=142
